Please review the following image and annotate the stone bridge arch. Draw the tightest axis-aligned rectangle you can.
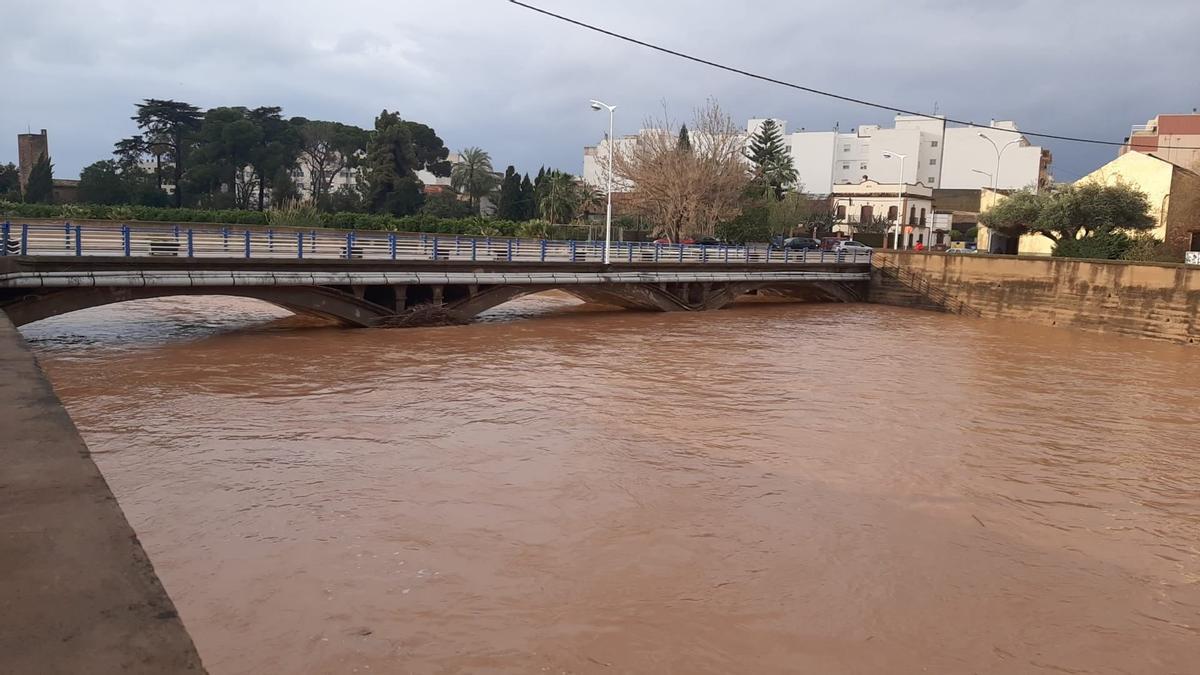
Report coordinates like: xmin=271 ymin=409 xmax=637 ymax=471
xmin=1 ymin=286 xmax=394 ymax=328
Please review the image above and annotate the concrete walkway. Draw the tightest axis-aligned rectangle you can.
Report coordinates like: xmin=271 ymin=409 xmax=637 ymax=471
xmin=0 ymin=314 xmax=205 ymax=673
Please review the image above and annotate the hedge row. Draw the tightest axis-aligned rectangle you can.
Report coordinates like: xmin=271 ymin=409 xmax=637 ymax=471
xmin=0 ymin=201 xmax=630 ymax=241
xmin=0 ymin=201 xmax=271 ymax=225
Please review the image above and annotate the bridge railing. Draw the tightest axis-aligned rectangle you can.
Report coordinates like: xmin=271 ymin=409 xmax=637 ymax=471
xmin=0 ymin=221 xmax=874 ymax=265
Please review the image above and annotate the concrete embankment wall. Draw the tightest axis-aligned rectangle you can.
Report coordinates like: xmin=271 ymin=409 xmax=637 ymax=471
xmin=0 ymin=314 xmax=205 ymax=673
xmin=870 ymin=252 xmax=1200 ymax=344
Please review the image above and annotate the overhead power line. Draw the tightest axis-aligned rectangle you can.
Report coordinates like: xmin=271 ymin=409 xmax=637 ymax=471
xmin=507 ymin=0 xmax=1200 ymax=150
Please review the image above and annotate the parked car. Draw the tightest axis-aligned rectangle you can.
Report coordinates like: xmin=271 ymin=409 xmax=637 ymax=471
xmin=770 ymin=236 xmax=821 ymax=251
xmin=692 ymin=236 xmax=724 ymax=247
xmin=833 ymin=240 xmax=873 ymax=253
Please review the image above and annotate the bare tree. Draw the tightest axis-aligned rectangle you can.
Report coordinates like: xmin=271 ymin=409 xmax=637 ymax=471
xmin=614 ymin=99 xmax=748 ymax=242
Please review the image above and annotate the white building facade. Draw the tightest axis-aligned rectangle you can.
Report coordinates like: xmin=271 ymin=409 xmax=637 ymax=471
xmin=582 ymin=115 xmax=1050 ymax=195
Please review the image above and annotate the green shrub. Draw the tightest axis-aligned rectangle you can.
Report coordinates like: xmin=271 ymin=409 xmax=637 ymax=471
xmin=1119 ymin=233 xmax=1176 ymax=263
xmin=1052 ymin=231 xmax=1132 ymax=260
xmin=268 ymin=200 xmax=324 ymax=230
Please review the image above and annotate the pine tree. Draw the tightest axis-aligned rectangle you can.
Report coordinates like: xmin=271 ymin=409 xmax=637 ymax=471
xmin=496 ymin=165 xmax=523 ymax=220
xmin=25 ymin=155 xmax=54 ymax=203
xmin=677 ymin=124 xmax=691 ymax=153
xmin=363 ymin=110 xmax=424 ymax=216
xmin=519 ymin=173 xmax=535 ymax=220
xmin=745 ymin=119 xmax=797 ymax=199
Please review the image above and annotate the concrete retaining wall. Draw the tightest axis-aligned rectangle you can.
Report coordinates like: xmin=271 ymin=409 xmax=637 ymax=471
xmin=0 ymin=314 xmax=205 ymax=673
xmin=870 ymin=252 xmax=1200 ymax=344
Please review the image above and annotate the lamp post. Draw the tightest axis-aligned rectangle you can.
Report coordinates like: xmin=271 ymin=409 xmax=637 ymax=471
xmin=977 ymin=132 xmax=1021 ymax=192
xmin=882 ymin=151 xmax=907 ymax=250
xmin=590 ymin=99 xmax=617 ymax=264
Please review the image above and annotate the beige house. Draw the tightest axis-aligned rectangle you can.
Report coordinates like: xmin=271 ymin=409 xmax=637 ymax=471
xmin=1013 ymin=152 xmax=1200 ymax=255
xmin=978 ymin=152 xmax=1200 ymax=255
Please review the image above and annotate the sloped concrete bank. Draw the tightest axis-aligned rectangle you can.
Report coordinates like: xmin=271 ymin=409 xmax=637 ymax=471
xmin=0 ymin=313 xmax=205 ymax=673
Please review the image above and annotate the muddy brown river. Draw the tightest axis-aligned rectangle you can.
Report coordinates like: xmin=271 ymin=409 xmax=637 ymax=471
xmin=21 ymin=294 xmax=1200 ymax=674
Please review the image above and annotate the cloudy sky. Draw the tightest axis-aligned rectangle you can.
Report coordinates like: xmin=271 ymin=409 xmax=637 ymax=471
xmin=4 ymin=0 xmax=1198 ymax=182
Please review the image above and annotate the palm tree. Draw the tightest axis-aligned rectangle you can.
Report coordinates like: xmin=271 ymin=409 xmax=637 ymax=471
xmin=451 ymin=147 xmax=499 ymax=213
xmin=577 ymin=183 xmax=604 ymax=220
xmin=538 ymin=172 xmax=579 ymax=224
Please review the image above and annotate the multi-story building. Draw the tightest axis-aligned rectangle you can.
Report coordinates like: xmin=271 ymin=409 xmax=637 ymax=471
xmin=1121 ymin=112 xmax=1200 ymax=171
xmin=582 ymin=115 xmax=1051 ymax=195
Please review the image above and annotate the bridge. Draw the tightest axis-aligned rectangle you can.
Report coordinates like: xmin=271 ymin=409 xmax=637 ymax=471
xmin=0 ymin=222 xmax=872 ymax=327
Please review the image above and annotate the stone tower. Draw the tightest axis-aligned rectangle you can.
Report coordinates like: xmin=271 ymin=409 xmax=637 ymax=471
xmin=17 ymin=129 xmax=49 ymax=193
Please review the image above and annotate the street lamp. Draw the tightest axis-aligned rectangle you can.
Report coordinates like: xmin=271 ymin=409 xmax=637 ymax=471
xmin=882 ymin=151 xmax=907 ymax=250
xmin=590 ymin=99 xmax=617 ymax=264
xmin=976 ymin=132 xmax=1021 ymax=192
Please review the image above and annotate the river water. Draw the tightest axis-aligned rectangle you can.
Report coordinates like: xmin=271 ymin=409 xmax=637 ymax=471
xmin=21 ymin=295 xmax=1200 ymax=674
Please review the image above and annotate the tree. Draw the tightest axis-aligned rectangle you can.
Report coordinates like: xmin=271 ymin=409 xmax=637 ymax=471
xmin=538 ymin=171 xmax=579 ymax=223
xmin=980 ymin=183 xmax=1155 ymax=246
xmin=269 ymin=169 xmax=300 ymax=208
xmin=363 ymin=110 xmax=425 ymax=216
xmin=745 ymin=119 xmax=797 ymax=199
xmin=451 ymin=147 xmax=499 ymax=213
xmin=519 ymin=173 xmax=535 ymax=220
xmin=247 ymin=106 xmax=301 ymax=211
xmin=614 ymin=99 xmax=749 ymax=242
xmin=420 ymin=190 xmax=475 ymax=218
xmin=113 ymin=136 xmax=145 ymax=173
xmin=677 ymin=124 xmax=691 ymax=153
xmin=188 ymin=107 xmax=263 ymax=209
xmin=978 ymin=189 xmax=1043 ymax=238
xmin=0 ymin=163 xmax=20 ymax=201
xmin=854 ymin=214 xmax=892 ymax=234
xmin=765 ymin=192 xmax=814 ymax=236
xmin=577 ymin=182 xmax=604 ymax=220
xmin=495 ymin=166 xmax=524 ymax=221
xmin=294 ymin=119 xmax=369 ymax=209
xmin=78 ymin=160 xmax=130 ymax=204
xmin=805 ymin=205 xmax=837 ymax=239
xmin=132 ymin=99 xmax=203 ymax=207
xmin=1034 ymin=182 xmax=1155 ymax=243
xmin=25 ymin=155 xmax=54 ymax=203
xmin=403 ymin=121 xmax=452 ymax=179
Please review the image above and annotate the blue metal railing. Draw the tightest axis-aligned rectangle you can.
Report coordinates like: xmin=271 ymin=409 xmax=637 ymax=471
xmin=0 ymin=222 xmax=876 ymax=265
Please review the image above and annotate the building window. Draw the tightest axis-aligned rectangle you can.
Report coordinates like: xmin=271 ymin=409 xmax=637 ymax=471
xmin=842 ymin=163 xmax=850 ymax=170
xmin=929 ymin=158 xmax=937 ymax=165
xmin=859 ymin=162 xmax=867 ymax=170
xmin=931 ymin=140 xmax=939 ymax=147
xmin=836 ymin=205 xmax=846 ymax=220
xmin=919 ymin=208 xmax=927 ymax=226
xmin=887 ymin=206 xmax=898 ymax=221
xmin=909 ymin=206 xmax=917 ymax=225
xmin=928 ymin=177 xmax=936 ymax=185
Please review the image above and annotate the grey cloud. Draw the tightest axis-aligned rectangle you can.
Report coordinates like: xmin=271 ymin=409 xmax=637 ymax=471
xmin=4 ymin=0 xmax=1199 ymax=182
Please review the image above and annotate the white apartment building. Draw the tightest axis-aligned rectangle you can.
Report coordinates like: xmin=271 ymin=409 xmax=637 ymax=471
xmin=582 ymin=115 xmax=1051 ymax=194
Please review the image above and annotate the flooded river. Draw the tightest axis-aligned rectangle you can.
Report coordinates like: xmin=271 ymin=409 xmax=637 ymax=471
xmin=22 ymin=295 xmax=1200 ymax=674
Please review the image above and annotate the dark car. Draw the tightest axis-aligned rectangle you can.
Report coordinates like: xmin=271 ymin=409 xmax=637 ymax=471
xmin=770 ymin=236 xmax=821 ymax=251
xmin=692 ymin=236 xmax=725 ymax=247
